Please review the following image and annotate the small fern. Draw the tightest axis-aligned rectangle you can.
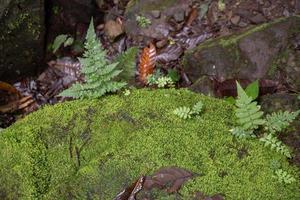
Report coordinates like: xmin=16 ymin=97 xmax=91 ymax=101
xmin=114 ymin=47 xmax=138 ymax=81
xmin=59 ymin=19 xmax=126 ymax=99
xmin=173 ymin=101 xmax=203 ymax=119
xmin=229 ymin=127 xmax=255 ymax=139
xmin=273 ymin=169 xmax=296 ymax=184
xmin=173 ymin=107 xmax=192 ymax=119
xmin=259 ymin=134 xmax=291 ymax=158
xmin=235 ymin=81 xmax=265 ymax=131
xmin=265 ymin=110 xmax=300 ymax=134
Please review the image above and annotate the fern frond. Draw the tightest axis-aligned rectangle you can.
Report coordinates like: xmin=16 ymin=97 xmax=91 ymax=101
xmin=59 ymin=19 xmax=126 ymax=99
xmin=191 ymin=101 xmax=203 ymax=115
xmin=235 ymin=81 xmax=265 ymax=132
xmin=273 ymin=169 xmax=296 ymax=184
xmin=230 ymin=127 xmax=255 ymax=139
xmin=173 ymin=107 xmax=192 ymax=119
xmin=265 ymin=110 xmax=300 ymax=134
xmin=114 ymin=47 xmax=138 ymax=81
xmin=259 ymin=134 xmax=291 ymax=158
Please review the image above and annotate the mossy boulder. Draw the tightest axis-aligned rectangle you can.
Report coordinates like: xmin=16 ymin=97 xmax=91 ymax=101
xmin=0 ymin=89 xmax=299 ymax=199
xmin=0 ymin=0 xmax=45 ymax=82
xmin=183 ymin=16 xmax=300 ymax=94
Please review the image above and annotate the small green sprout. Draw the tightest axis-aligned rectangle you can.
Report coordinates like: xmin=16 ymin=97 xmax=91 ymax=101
xmin=136 ymin=15 xmax=151 ymax=28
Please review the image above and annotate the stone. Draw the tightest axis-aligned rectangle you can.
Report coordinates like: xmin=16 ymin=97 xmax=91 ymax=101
xmin=124 ymin=0 xmax=191 ymax=41
xmin=104 ymin=19 xmax=124 ymax=40
xmin=230 ymin=15 xmax=240 ymax=25
xmin=183 ymin=16 xmax=300 ymax=94
xmin=0 ymin=0 xmax=45 ymax=82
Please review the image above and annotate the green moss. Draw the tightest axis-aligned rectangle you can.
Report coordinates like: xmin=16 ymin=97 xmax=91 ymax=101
xmin=0 ymin=89 xmax=299 ymax=199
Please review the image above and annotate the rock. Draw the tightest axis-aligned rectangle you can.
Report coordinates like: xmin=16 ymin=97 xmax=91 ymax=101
xmin=0 ymin=89 xmax=299 ymax=199
xmin=0 ymin=0 xmax=45 ymax=82
xmin=124 ymin=0 xmax=191 ymax=41
xmin=230 ymin=15 xmax=241 ymax=25
xmin=104 ymin=19 xmax=124 ymax=40
xmin=249 ymin=13 xmax=267 ymax=24
xmin=183 ymin=16 xmax=300 ymax=93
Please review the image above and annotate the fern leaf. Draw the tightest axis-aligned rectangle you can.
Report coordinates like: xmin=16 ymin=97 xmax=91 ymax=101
xmin=274 ymin=169 xmax=296 ymax=184
xmin=138 ymin=43 xmax=156 ymax=84
xmin=260 ymin=134 xmax=291 ymax=158
xmin=265 ymin=110 xmax=300 ymax=134
xmin=235 ymin=81 xmax=265 ymax=132
xmin=173 ymin=107 xmax=192 ymax=119
xmin=191 ymin=101 xmax=203 ymax=115
xmin=230 ymin=127 xmax=255 ymax=138
xmin=59 ymin=18 xmax=126 ymax=99
xmin=114 ymin=47 xmax=138 ymax=81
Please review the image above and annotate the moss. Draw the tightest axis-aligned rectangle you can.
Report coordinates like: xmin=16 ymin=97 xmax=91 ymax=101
xmin=0 ymin=89 xmax=299 ymax=199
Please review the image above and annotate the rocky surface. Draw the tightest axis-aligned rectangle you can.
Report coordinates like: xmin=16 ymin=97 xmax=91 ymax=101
xmin=184 ymin=16 xmax=300 ymax=95
xmin=0 ymin=0 xmax=45 ymax=82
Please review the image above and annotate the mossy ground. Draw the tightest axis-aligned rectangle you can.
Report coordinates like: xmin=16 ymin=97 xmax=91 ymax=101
xmin=0 ymin=89 xmax=299 ymax=199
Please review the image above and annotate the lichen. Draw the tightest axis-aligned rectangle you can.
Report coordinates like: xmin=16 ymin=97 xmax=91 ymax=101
xmin=0 ymin=89 xmax=299 ymax=199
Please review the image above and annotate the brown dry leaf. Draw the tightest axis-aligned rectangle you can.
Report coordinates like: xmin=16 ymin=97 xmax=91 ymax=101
xmin=0 ymin=96 xmax=35 ymax=113
xmin=0 ymin=81 xmax=21 ymax=97
xmin=138 ymin=43 xmax=156 ymax=84
xmin=156 ymin=44 xmax=183 ymax=63
xmin=114 ymin=176 xmax=145 ymax=200
xmin=143 ymin=166 xmax=194 ymax=193
xmin=186 ymin=6 xmax=198 ymax=26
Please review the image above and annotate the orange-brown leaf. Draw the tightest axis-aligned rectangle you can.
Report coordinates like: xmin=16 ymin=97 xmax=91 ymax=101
xmin=186 ymin=6 xmax=198 ymax=26
xmin=0 ymin=81 xmax=21 ymax=97
xmin=138 ymin=43 xmax=156 ymax=84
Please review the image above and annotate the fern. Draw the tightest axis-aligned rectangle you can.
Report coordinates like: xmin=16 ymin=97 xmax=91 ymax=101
xmin=235 ymin=81 xmax=265 ymax=131
xmin=173 ymin=107 xmax=192 ymax=119
xmin=265 ymin=110 xmax=300 ymax=134
xmin=229 ymin=127 xmax=255 ymax=139
xmin=273 ymin=169 xmax=296 ymax=184
xmin=259 ymin=134 xmax=291 ymax=158
xmin=173 ymin=101 xmax=203 ymax=119
xmin=59 ymin=19 xmax=126 ymax=99
xmin=114 ymin=47 xmax=138 ymax=81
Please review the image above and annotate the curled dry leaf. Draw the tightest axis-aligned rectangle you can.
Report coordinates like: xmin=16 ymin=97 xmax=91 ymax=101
xmin=143 ymin=166 xmax=194 ymax=193
xmin=0 ymin=81 xmax=21 ymax=97
xmin=138 ymin=43 xmax=156 ymax=84
xmin=156 ymin=44 xmax=183 ymax=63
xmin=114 ymin=176 xmax=145 ymax=200
xmin=179 ymin=33 xmax=212 ymax=49
xmin=186 ymin=6 xmax=198 ymax=26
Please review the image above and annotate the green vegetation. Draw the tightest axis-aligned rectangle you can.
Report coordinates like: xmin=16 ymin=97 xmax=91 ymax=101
xmin=274 ymin=169 xmax=296 ymax=184
xmin=51 ymin=34 xmax=74 ymax=53
xmin=173 ymin=101 xmax=203 ymax=119
xmin=231 ymin=81 xmax=299 ymax=158
xmin=230 ymin=81 xmax=265 ymax=138
xmin=136 ymin=15 xmax=151 ymax=28
xmin=59 ymin=19 xmax=126 ymax=99
xmin=0 ymin=89 xmax=299 ymax=199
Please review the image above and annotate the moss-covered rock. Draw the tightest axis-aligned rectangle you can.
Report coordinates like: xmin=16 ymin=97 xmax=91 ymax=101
xmin=0 ymin=0 xmax=45 ymax=82
xmin=0 ymin=89 xmax=299 ymax=199
xmin=183 ymin=16 xmax=300 ymax=94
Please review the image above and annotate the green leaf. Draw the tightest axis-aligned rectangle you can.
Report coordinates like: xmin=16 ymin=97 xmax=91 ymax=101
xmin=167 ymin=69 xmax=180 ymax=82
xmin=114 ymin=47 xmax=138 ymax=81
xmin=52 ymin=34 xmax=68 ymax=53
xmin=245 ymin=80 xmax=259 ymax=100
xmin=64 ymin=37 xmax=74 ymax=47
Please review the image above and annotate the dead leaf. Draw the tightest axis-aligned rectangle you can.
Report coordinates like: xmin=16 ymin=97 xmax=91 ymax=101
xmin=143 ymin=166 xmax=194 ymax=193
xmin=138 ymin=43 xmax=156 ymax=84
xmin=0 ymin=81 xmax=21 ymax=97
xmin=186 ymin=6 xmax=198 ymax=26
xmin=114 ymin=176 xmax=145 ymax=200
xmin=156 ymin=44 xmax=183 ymax=63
